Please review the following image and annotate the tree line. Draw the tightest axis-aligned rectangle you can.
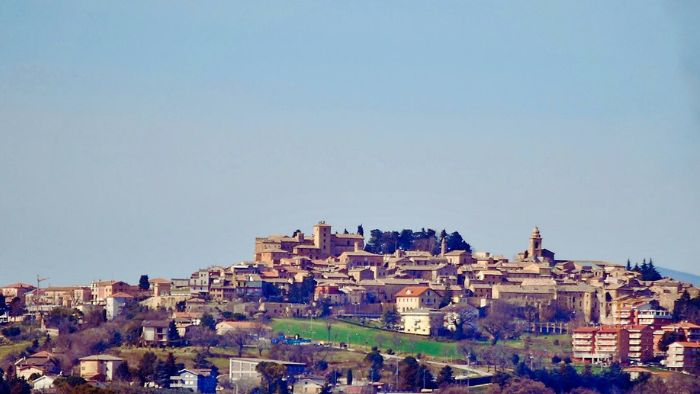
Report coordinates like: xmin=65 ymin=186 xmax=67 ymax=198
xmin=625 ymin=258 xmax=662 ymax=281
xmin=363 ymin=228 xmax=472 ymax=255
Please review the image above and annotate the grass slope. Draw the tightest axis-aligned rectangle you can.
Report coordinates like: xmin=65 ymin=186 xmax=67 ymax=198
xmin=272 ymin=318 xmax=461 ymax=358
xmin=271 ymin=318 xmax=572 ymax=361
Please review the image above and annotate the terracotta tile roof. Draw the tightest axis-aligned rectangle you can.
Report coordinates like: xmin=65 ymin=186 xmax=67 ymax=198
xmin=395 ymin=286 xmax=432 ymax=297
xmin=662 ymin=322 xmax=700 ymax=330
xmin=109 ymin=292 xmax=134 ymax=298
xmin=2 ymin=283 xmax=35 ymax=289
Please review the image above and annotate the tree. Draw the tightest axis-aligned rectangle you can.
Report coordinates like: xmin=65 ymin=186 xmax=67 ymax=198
xmin=194 ymin=351 xmax=213 ymax=369
xmin=0 ymin=294 xmax=6 ymax=316
xmin=398 ymin=229 xmax=414 ymax=250
xmin=364 ymin=348 xmax=384 ymax=382
xmin=226 ymin=330 xmax=250 ymax=357
xmin=325 ymin=369 xmax=341 ymax=385
xmin=45 ymin=307 xmax=82 ymax=329
xmin=114 ymin=360 xmax=132 ymax=382
xmin=658 ymin=331 xmax=680 ymax=352
xmin=201 ymin=313 xmax=217 ymax=330
xmin=256 ymin=362 xmax=289 ymax=394
xmin=139 ymin=275 xmax=150 ymax=291
xmin=164 ymin=353 xmax=179 ymax=379
xmin=154 ymin=360 xmax=171 ymax=388
xmin=138 ymin=351 xmax=158 ymax=383
xmin=511 ymin=354 xmax=520 ymax=366
xmin=439 ymin=285 xmax=453 ymax=308
xmin=346 ymin=369 xmax=353 ymax=385
xmin=289 ymin=276 xmax=317 ymax=304
xmin=626 ymin=259 xmax=632 ymax=271
xmin=398 ymin=356 xmax=420 ymax=391
xmin=357 ymin=225 xmax=364 ymax=237
xmin=419 ymin=364 xmax=435 ymax=390
xmin=397 ymin=356 xmax=434 ymax=390
xmin=479 ymin=301 xmax=521 ymax=344
xmin=325 ymin=320 xmax=333 ymax=342
xmin=446 ymin=231 xmax=472 ymax=253
xmin=382 ymin=307 xmax=401 ymax=329
xmin=437 ymin=365 xmax=454 ymax=386
xmin=317 ymin=298 xmax=332 ymax=318
xmin=167 ymin=320 xmax=181 ymax=344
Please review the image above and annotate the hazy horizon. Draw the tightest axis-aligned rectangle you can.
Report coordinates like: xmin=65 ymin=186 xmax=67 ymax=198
xmin=1 ymin=1 xmax=699 ymax=285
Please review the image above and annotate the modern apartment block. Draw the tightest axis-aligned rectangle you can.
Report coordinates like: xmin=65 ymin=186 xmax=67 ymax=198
xmin=666 ymin=342 xmax=700 ymax=373
xmin=572 ymin=326 xmax=635 ymax=364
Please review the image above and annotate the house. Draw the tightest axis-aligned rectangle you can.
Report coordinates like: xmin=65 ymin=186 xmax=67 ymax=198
xmin=141 ymin=320 xmax=172 ymax=346
xmin=666 ymin=342 xmax=700 ymax=373
xmin=314 ymin=285 xmax=347 ymax=305
xmin=31 ymin=375 xmax=57 ymax=391
xmin=149 ymin=278 xmax=172 ymax=296
xmin=79 ymin=354 xmax=124 ymax=381
xmin=400 ymin=309 xmax=445 ymax=336
xmin=229 ymin=358 xmax=306 ymax=382
xmin=444 ymin=250 xmax=474 ymax=266
xmin=14 ymin=351 xmax=60 ymax=379
xmin=395 ymin=286 xmax=441 ymax=312
xmin=91 ymin=281 xmax=134 ymax=304
xmin=105 ymin=292 xmax=134 ymax=320
xmin=1 ymin=283 xmax=35 ymax=301
xmin=293 ymin=378 xmax=326 ymax=394
xmin=170 ymin=368 xmax=217 ymax=393
xmin=339 ymin=249 xmax=384 ymax=271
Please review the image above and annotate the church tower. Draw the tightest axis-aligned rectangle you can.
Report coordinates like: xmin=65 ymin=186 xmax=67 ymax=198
xmin=528 ymin=226 xmax=542 ymax=261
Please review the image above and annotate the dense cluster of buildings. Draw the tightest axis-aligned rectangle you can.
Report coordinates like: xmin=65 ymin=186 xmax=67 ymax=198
xmin=2 ymin=221 xmax=699 ymax=385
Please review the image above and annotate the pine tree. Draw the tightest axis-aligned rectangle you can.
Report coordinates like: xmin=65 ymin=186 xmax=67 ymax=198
xmin=626 ymin=259 xmax=631 ymax=271
xmin=167 ymin=320 xmax=180 ymax=344
xmin=138 ymin=275 xmax=150 ymax=291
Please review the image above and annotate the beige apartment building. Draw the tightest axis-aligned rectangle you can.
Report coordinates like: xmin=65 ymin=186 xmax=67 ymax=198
xmin=400 ymin=309 xmax=445 ymax=336
xmin=666 ymin=342 xmax=700 ymax=373
xmin=395 ymin=286 xmax=441 ymax=312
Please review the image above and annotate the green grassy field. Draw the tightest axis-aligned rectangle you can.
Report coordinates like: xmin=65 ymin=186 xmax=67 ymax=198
xmin=0 ymin=340 xmax=31 ymax=361
xmin=271 ymin=318 xmax=573 ymax=361
xmin=272 ymin=318 xmax=462 ymax=358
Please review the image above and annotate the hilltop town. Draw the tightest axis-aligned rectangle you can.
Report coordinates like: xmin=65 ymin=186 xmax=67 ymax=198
xmin=1 ymin=222 xmax=699 ymax=394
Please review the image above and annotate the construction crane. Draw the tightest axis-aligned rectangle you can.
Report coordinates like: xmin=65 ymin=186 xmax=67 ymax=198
xmin=36 ymin=275 xmax=49 ymax=290
xmin=34 ymin=275 xmax=49 ymax=307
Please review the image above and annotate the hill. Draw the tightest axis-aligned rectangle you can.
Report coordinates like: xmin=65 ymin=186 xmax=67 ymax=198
xmin=658 ymin=266 xmax=700 ymax=286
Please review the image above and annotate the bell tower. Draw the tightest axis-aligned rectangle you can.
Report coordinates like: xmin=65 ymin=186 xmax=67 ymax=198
xmin=528 ymin=226 xmax=542 ymax=261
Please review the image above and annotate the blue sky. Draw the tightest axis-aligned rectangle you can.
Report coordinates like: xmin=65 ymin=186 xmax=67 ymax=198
xmin=1 ymin=1 xmax=698 ymax=285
